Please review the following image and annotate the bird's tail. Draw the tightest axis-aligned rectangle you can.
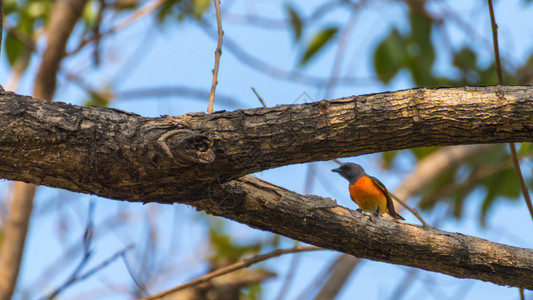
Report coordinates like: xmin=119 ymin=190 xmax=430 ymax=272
xmin=393 ymin=212 xmax=405 ymax=221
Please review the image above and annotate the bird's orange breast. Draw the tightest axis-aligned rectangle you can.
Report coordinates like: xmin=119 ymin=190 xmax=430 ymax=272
xmin=349 ymin=176 xmax=388 ymax=214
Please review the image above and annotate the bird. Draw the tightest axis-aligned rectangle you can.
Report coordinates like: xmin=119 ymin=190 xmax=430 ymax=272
xmin=332 ymin=162 xmax=404 ymax=220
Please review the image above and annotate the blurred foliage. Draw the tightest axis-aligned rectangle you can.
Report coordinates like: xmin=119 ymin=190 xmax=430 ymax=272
xmin=373 ymin=9 xmax=524 ymax=87
xmin=374 ymin=10 xmax=436 ymax=85
xmin=384 ymin=143 xmax=533 ymax=225
xmin=206 ymin=218 xmax=281 ymax=299
xmin=298 ymin=26 xmax=339 ymax=67
xmin=157 ymin=0 xmax=210 ymax=22
xmin=84 ymin=86 xmax=112 ymax=107
xmin=283 ymin=3 xmax=339 ymax=67
xmin=208 ymin=218 xmax=280 ymax=267
xmin=374 ymin=5 xmax=533 ymax=224
xmin=209 ymin=226 xmax=262 ymax=267
xmin=286 ymin=4 xmax=303 ymax=43
xmin=3 ymin=0 xmax=50 ymax=73
xmin=241 ymin=283 xmax=262 ymax=300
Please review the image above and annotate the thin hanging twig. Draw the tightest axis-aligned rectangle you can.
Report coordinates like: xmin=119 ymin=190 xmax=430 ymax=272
xmin=391 ymin=194 xmax=430 ymax=227
xmin=486 ymin=0 xmax=533 ymax=221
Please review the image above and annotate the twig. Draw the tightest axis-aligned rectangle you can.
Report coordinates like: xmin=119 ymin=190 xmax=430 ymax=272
xmin=43 ymin=201 xmax=96 ymax=300
xmin=519 ymin=288 xmax=525 ymax=300
xmin=197 ymin=20 xmax=367 ymax=87
xmin=487 ymin=0 xmax=503 ymax=85
xmin=391 ymin=193 xmax=429 ymax=227
xmin=304 ymin=163 xmax=316 ymax=194
xmin=438 ymin=1 xmax=517 ymax=70
xmin=486 ymin=0 xmax=533 ymax=221
xmin=43 ymin=245 xmax=134 ymax=300
xmin=114 ymin=85 xmax=243 ymax=107
xmin=324 ymin=3 xmax=360 ymax=98
xmin=121 ymin=251 xmax=149 ymax=297
xmin=509 ymin=143 xmax=533 ymax=220
xmin=69 ymin=0 xmax=167 ymax=56
xmin=274 ymin=242 xmax=301 ymax=300
xmin=419 ymin=159 xmax=514 ymax=207
xmin=92 ymin=0 xmax=106 ymax=65
xmin=296 ymin=254 xmax=339 ymax=300
xmin=26 ymin=209 xmax=135 ymax=294
xmin=388 ymin=268 xmax=419 ymax=300
xmin=332 ymin=159 xmax=342 ymax=165
xmin=251 ymin=87 xmax=267 ymax=108
xmin=312 ymin=255 xmax=361 ymax=300
xmin=207 ymin=0 xmax=224 ymax=114
xmin=142 ymin=245 xmax=322 ymax=300
xmin=221 ymin=0 xmax=343 ymax=30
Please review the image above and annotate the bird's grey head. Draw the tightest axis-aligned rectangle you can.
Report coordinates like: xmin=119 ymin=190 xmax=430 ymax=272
xmin=331 ymin=163 xmax=366 ymax=184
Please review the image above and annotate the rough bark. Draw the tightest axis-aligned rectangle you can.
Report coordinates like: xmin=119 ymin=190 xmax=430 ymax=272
xmin=1 ymin=85 xmax=533 ymax=203
xmin=187 ymin=175 xmax=533 ymax=289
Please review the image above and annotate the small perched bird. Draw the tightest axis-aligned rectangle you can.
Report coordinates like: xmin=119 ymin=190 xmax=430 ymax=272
xmin=332 ymin=163 xmax=404 ymax=220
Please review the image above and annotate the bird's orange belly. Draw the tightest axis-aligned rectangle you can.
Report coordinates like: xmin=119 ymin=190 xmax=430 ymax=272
xmin=349 ymin=177 xmax=387 ymax=215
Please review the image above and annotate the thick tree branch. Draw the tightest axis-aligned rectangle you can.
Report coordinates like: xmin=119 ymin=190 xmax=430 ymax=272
xmin=185 ymin=175 xmax=533 ymax=289
xmin=1 ymin=85 xmax=533 ymax=202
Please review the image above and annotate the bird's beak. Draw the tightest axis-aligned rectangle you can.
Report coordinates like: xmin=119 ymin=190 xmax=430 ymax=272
xmin=331 ymin=168 xmax=341 ymax=173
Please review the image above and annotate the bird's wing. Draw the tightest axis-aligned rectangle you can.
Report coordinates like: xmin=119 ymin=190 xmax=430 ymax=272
xmin=369 ymin=176 xmax=405 ymax=220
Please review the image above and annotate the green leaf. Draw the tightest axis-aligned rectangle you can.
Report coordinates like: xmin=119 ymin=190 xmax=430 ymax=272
xmin=453 ymin=47 xmax=478 ymax=71
xmin=208 ymin=221 xmax=262 ymax=266
xmin=5 ymin=31 xmax=27 ymax=68
xmin=373 ymin=28 xmax=405 ymax=84
xmin=408 ymin=10 xmax=432 ymax=47
xmin=298 ymin=26 xmax=338 ymax=67
xmin=286 ymin=4 xmax=303 ymax=42
xmin=4 ymin=0 xmax=19 ymax=15
xmin=26 ymin=1 xmax=48 ymax=19
xmin=405 ymin=11 xmax=435 ymax=85
xmin=411 ymin=146 xmax=439 ymax=160
xmin=518 ymin=142 xmax=532 ymax=155
xmin=156 ymin=0 xmax=185 ymax=23
xmin=84 ymin=87 xmax=112 ymax=107
xmin=381 ymin=151 xmax=398 ymax=169
xmin=192 ymin=0 xmax=210 ymax=19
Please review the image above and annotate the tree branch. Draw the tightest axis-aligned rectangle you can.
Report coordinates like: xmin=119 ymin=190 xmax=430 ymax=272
xmin=1 ymin=86 xmax=533 ymax=202
xmin=184 ymin=175 xmax=533 ymax=289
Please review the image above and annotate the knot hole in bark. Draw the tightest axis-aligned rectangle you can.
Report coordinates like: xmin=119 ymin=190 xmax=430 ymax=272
xmin=157 ymin=129 xmax=215 ymax=166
